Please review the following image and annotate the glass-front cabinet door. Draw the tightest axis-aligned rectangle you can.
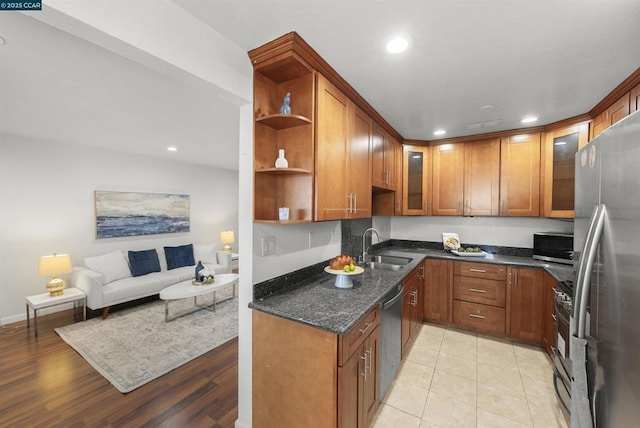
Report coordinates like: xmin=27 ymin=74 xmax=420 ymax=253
xmin=402 ymin=145 xmax=430 ymax=215
xmin=542 ymin=122 xmax=589 ymax=218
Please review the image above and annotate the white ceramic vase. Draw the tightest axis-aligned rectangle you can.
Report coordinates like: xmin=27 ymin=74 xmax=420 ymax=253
xmin=275 ymin=149 xmax=289 ymax=168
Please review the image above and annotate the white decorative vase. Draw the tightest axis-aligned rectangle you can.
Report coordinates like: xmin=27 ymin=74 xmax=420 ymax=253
xmin=275 ymin=149 xmax=289 ymax=168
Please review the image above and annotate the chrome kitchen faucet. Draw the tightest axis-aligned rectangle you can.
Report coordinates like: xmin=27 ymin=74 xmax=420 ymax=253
xmin=362 ymin=227 xmax=381 ymax=263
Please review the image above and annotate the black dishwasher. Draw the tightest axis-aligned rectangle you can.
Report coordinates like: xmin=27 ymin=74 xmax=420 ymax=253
xmin=379 ymin=283 xmax=404 ymax=399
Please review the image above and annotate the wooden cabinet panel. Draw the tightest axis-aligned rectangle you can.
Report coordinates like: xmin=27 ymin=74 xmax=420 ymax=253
xmin=395 ymin=142 xmax=403 ymax=215
xmin=338 ymin=350 xmax=360 ymax=428
xmin=348 ymin=101 xmax=373 ymax=218
xmin=464 ymin=139 xmax=500 ymax=216
xmin=542 ymin=123 xmax=589 ymax=218
xmin=402 ymin=263 xmax=424 ymax=358
xmin=500 ymin=134 xmax=541 ymax=217
xmin=452 ymin=300 xmax=506 ymax=335
xmin=424 ymin=259 xmax=452 ymax=322
xmin=362 ymin=327 xmax=380 ymax=427
xmin=591 ymin=92 xmax=631 ymax=140
xmin=339 ymin=305 xmax=380 ymax=366
xmin=453 ymin=276 xmax=506 ymax=307
xmin=590 ymin=110 xmax=609 ymax=141
xmin=432 ymin=142 xmax=465 ymax=215
xmin=542 ymin=272 xmax=558 ymax=359
xmin=316 ymin=75 xmax=349 ymax=221
xmin=372 ymin=125 xmax=397 ymax=191
xmin=454 ymin=261 xmax=507 ymax=281
xmin=402 ymin=145 xmax=431 ymax=215
xmin=631 ymin=83 xmax=640 ymax=114
xmin=507 ymin=267 xmax=544 ymax=343
xmin=609 ymin=92 xmax=630 ymax=125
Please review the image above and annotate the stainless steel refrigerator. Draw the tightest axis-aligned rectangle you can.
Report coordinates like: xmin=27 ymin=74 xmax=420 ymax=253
xmin=571 ymin=110 xmax=640 ymax=427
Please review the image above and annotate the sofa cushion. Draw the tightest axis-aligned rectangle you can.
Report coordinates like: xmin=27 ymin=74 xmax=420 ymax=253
xmin=194 ymin=243 xmax=217 ymax=264
xmin=83 ymin=250 xmax=131 ymax=284
xmin=164 ymin=244 xmax=195 ymax=270
xmin=128 ymin=249 xmax=161 ymax=277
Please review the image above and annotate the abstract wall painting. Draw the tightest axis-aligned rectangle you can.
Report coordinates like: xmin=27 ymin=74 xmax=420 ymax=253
xmin=95 ymin=191 xmax=190 ymax=239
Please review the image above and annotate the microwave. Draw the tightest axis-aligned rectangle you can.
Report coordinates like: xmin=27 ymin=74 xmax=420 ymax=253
xmin=533 ymin=232 xmax=574 ymax=265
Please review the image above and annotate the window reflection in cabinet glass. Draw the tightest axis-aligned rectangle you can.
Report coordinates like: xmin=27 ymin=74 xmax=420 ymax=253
xmin=552 ymin=132 xmax=579 ymax=211
xmin=407 ymin=151 xmax=423 ymax=210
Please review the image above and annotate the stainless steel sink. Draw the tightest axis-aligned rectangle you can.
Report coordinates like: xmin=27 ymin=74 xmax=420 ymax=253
xmin=364 ymin=255 xmax=413 ymax=271
xmin=366 ymin=255 xmax=413 ymax=266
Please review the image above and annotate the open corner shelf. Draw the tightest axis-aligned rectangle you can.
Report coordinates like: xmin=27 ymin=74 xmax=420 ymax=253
xmin=255 ymin=167 xmax=312 ymax=176
xmin=254 ymin=219 xmax=313 ymax=224
xmin=256 ymin=114 xmax=312 ymax=130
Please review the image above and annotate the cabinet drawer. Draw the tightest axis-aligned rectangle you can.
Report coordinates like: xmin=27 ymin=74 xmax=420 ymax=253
xmin=453 ymin=276 xmax=506 ymax=307
xmin=454 ymin=261 xmax=507 ymax=281
xmin=339 ymin=305 xmax=380 ymax=366
xmin=453 ymin=300 xmax=505 ymax=335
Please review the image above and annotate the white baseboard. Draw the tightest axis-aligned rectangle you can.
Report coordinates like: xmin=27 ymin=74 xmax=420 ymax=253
xmin=1 ymin=302 xmax=76 ymax=326
xmin=235 ymin=419 xmax=251 ymax=428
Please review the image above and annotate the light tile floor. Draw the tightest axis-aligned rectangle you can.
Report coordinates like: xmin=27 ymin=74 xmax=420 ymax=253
xmin=372 ymin=323 xmax=568 ymax=428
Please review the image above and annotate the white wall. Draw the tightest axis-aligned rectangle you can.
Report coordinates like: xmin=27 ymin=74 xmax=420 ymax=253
xmin=390 ymin=215 xmax=573 ymax=248
xmin=0 ymin=133 xmax=239 ymax=323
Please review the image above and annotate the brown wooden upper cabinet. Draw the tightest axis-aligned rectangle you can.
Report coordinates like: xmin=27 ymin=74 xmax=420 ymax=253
xmin=500 ymin=133 xmax=541 ymax=217
xmin=402 ymin=145 xmax=430 ymax=215
xmin=315 ymin=75 xmax=372 ymax=220
xmin=464 ymin=139 xmax=500 ymax=216
xmin=372 ymin=124 xmax=398 ymax=191
xmin=631 ymin=82 xmax=640 ymax=114
xmin=431 ymin=142 xmax=465 ymax=215
xmin=542 ymin=123 xmax=589 ymax=218
xmin=591 ymin=92 xmax=631 ymax=140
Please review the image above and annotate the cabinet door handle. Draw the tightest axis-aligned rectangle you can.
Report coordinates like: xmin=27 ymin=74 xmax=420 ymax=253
xmin=552 ymin=313 xmax=558 ymax=321
xmin=469 ymin=314 xmax=486 ymax=319
xmin=359 ymin=321 xmax=373 ymax=335
xmin=514 ymin=270 xmax=518 ymax=288
xmin=469 ymin=269 xmax=486 ymax=273
xmin=360 ymin=351 xmax=368 ymax=380
xmin=354 ymin=194 xmax=357 ymax=213
xmin=469 ymin=288 xmax=487 ymax=293
xmin=368 ymin=346 xmax=373 ymax=375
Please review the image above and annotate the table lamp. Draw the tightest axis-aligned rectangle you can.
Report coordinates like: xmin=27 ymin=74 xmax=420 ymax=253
xmin=38 ymin=253 xmax=73 ymax=296
xmin=220 ymin=231 xmax=235 ymax=252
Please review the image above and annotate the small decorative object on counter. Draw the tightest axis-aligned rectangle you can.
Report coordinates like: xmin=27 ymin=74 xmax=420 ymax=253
xmin=279 ymin=92 xmax=291 ymax=114
xmin=275 ymin=149 xmax=289 ymax=168
xmin=278 ymin=207 xmax=289 ymax=221
xmin=442 ymin=232 xmax=461 ymax=251
xmin=195 ymin=261 xmax=205 ymax=281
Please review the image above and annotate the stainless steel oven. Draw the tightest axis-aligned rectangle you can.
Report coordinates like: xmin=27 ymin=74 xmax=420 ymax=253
xmin=553 ymin=279 xmax=573 ymax=420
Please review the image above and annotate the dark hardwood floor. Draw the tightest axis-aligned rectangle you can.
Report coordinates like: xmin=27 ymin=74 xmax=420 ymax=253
xmin=0 ymin=308 xmax=238 ymax=427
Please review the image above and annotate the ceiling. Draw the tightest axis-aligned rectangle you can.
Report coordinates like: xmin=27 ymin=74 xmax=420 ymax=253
xmin=2 ymin=1 xmax=640 ymax=170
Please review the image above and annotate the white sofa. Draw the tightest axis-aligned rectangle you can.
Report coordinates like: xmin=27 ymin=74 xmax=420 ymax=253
xmin=72 ymin=244 xmax=231 ymax=318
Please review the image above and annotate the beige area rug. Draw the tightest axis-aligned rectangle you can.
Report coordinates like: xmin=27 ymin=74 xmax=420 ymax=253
xmin=55 ymin=288 xmax=238 ymax=393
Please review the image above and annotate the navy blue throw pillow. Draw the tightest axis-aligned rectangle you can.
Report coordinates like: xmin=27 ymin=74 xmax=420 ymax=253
xmin=164 ymin=244 xmax=195 ymax=270
xmin=128 ymin=249 xmax=161 ymax=277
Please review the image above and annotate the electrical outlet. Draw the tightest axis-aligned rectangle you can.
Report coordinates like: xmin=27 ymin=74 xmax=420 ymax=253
xmin=308 ymin=232 xmax=316 ymax=248
xmin=262 ymin=236 xmax=276 ymax=256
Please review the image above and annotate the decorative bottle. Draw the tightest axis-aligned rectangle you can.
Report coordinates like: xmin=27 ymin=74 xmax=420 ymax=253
xmin=275 ymin=149 xmax=289 ymax=168
xmin=195 ymin=261 xmax=204 ymax=281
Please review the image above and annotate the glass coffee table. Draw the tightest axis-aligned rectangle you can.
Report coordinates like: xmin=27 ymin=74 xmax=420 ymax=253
xmin=159 ymin=273 xmax=238 ymax=322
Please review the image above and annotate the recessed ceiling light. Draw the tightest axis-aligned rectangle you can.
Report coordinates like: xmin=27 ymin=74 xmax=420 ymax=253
xmin=521 ymin=116 xmax=538 ymax=123
xmin=386 ymin=36 xmax=410 ymax=54
xmin=480 ymin=104 xmax=496 ymax=111
xmin=433 ymin=129 xmax=446 ymax=136
xmin=167 ymin=147 xmax=177 ymax=152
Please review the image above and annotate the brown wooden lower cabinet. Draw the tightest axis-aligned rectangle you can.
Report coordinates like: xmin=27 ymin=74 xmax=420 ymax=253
xmin=452 ymin=300 xmax=506 ymax=335
xmin=507 ymin=267 xmax=544 ymax=343
xmin=253 ymin=307 xmax=380 ymax=428
xmin=424 ymin=259 xmax=452 ymax=322
xmin=402 ymin=263 xmax=424 ymax=358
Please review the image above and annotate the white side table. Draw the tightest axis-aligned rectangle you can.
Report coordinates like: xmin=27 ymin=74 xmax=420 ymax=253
xmin=231 ymin=252 xmax=239 ymax=272
xmin=26 ymin=288 xmax=86 ymax=338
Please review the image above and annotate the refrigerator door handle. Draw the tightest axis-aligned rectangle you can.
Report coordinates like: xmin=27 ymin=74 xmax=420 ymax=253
xmin=572 ymin=204 xmax=601 ymax=335
xmin=577 ymin=204 xmax=606 ymax=339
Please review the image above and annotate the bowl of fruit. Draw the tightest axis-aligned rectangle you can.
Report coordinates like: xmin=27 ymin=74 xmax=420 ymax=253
xmin=325 ymin=254 xmax=363 ymax=288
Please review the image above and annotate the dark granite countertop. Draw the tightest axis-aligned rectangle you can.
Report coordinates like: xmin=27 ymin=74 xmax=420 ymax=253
xmin=249 ymin=245 xmax=573 ymax=336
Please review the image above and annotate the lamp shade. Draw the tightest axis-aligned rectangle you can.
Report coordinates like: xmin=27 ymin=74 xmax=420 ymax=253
xmin=220 ymin=231 xmax=235 ymax=244
xmin=38 ymin=253 xmax=73 ymax=277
